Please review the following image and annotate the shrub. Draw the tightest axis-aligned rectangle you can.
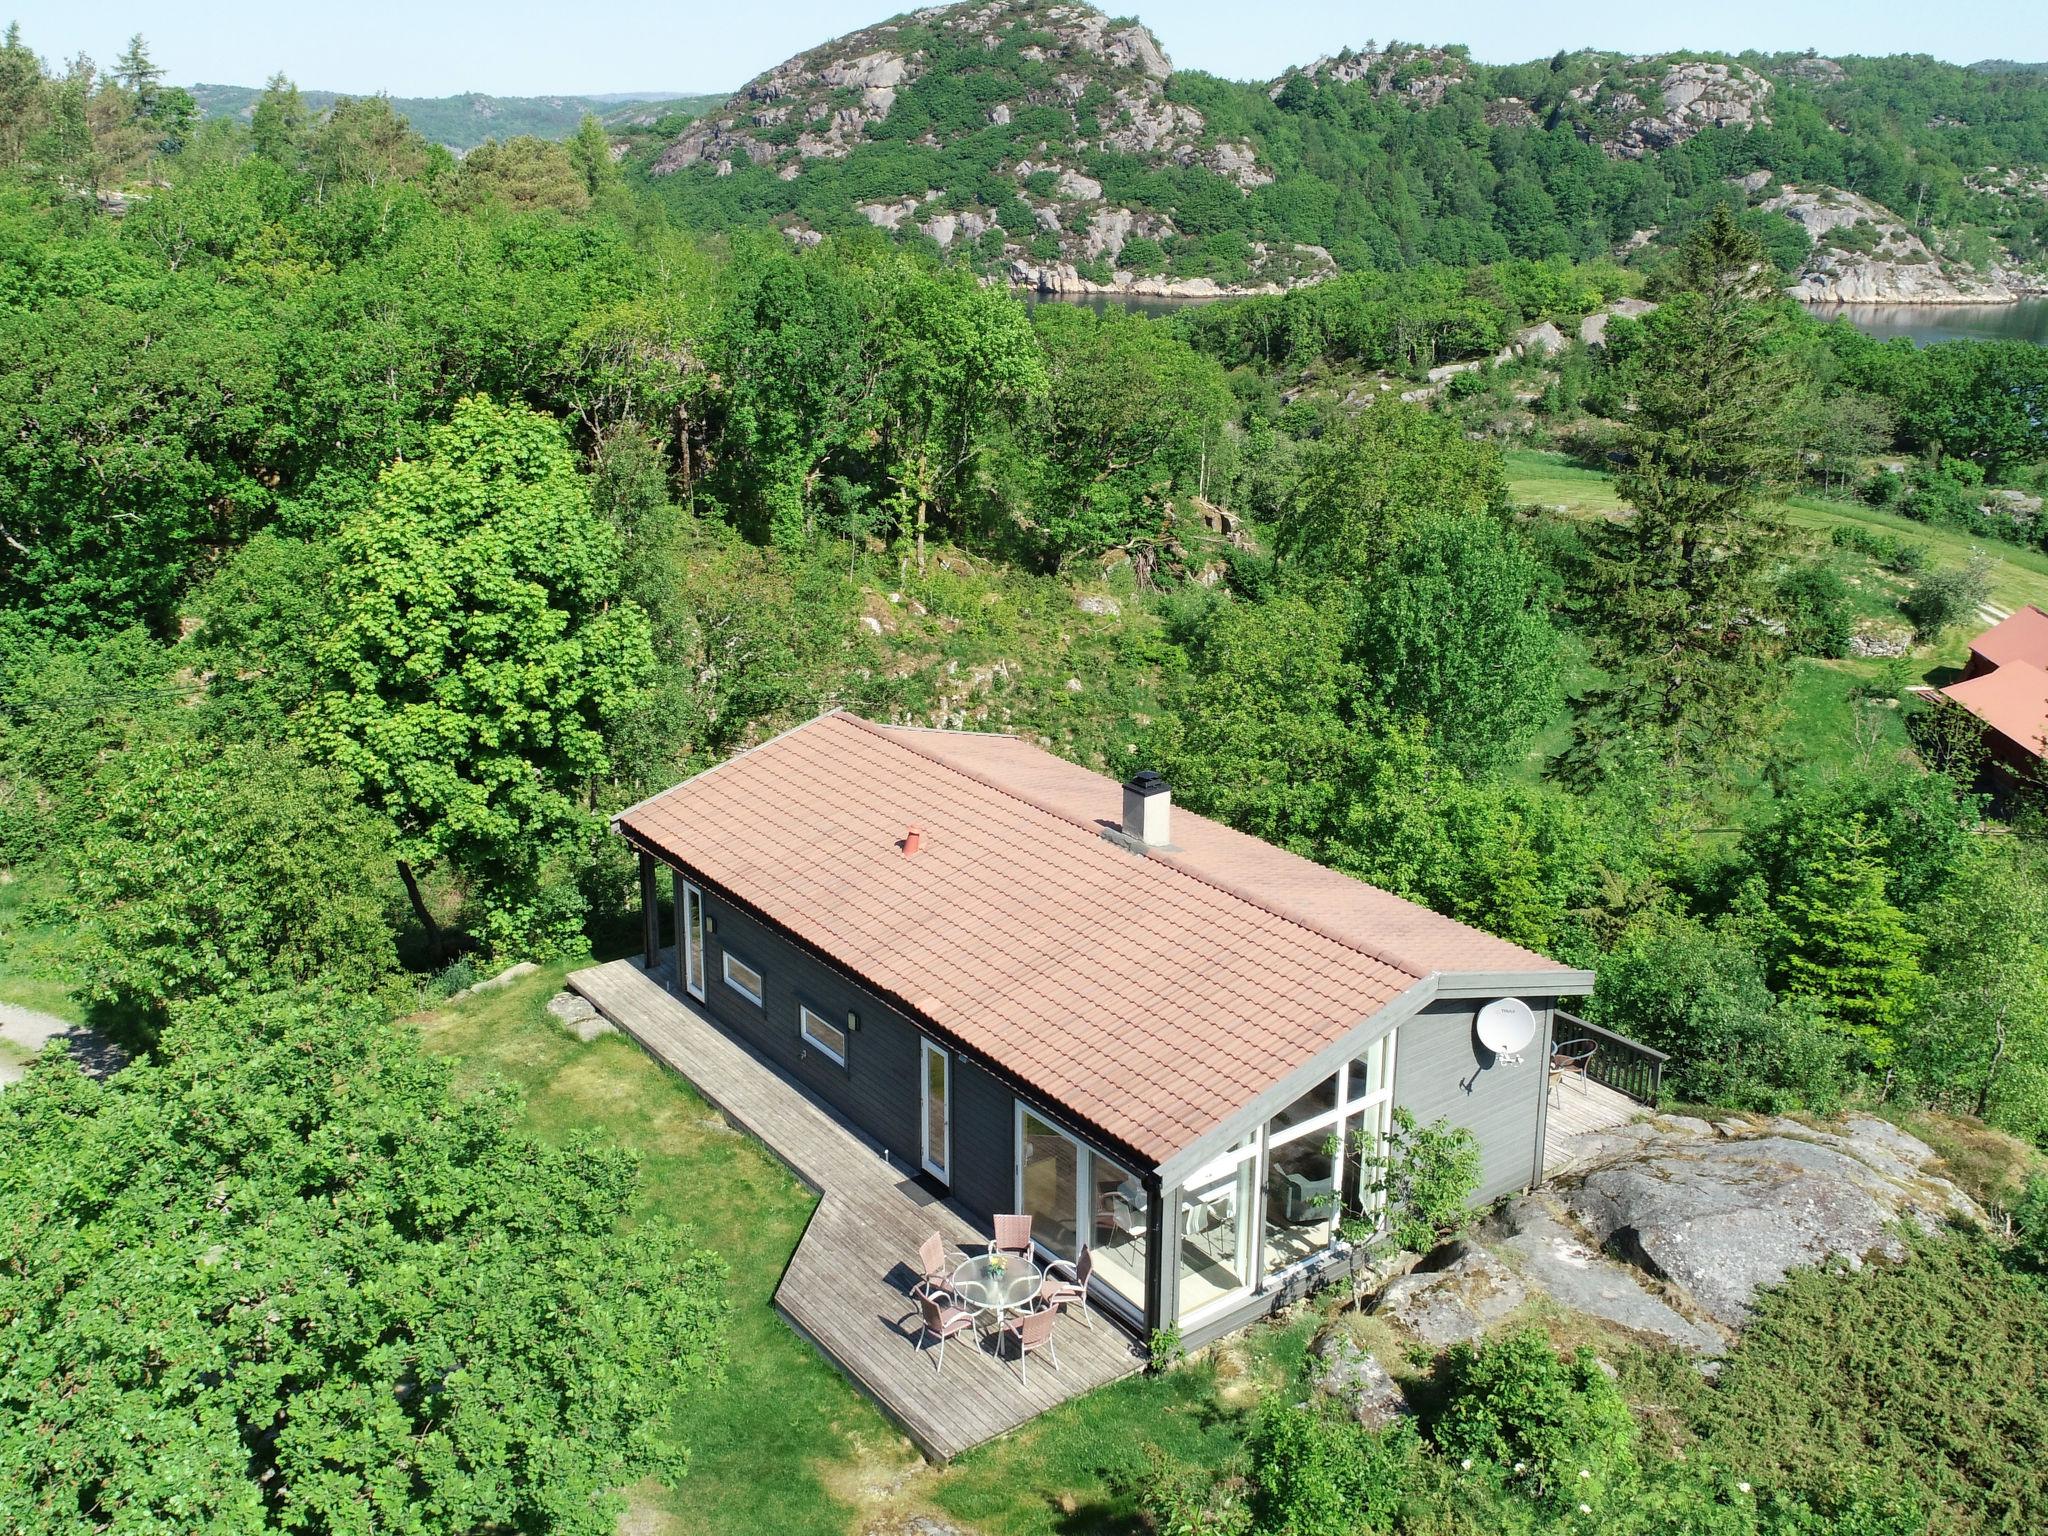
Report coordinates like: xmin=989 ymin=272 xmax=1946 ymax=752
xmin=1587 ymin=912 xmax=1850 ymax=1113
xmin=1902 ymin=553 xmax=1995 ymax=640
xmin=1775 ymin=559 xmax=1855 ymax=658
xmin=1244 ymin=1398 xmax=1419 ymax=1536
xmin=1347 ymin=1107 xmax=1481 ymax=1254
xmin=1829 ymin=522 xmax=1924 ymax=574
xmin=1431 ymin=1328 xmax=1639 ymax=1510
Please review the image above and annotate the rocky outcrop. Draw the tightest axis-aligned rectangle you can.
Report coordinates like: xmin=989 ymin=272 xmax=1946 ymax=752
xmin=1566 ymin=59 xmax=1772 ymax=159
xmin=1375 ymin=1242 xmax=1527 ymax=1347
xmin=1557 ymin=1113 xmax=1980 ymax=1331
xmin=652 ymin=0 xmax=1307 ymax=285
xmin=1491 ymin=1195 xmax=1725 ymax=1352
xmin=1311 ymin=1330 xmax=1410 ymax=1427
xmin=1759 ymin=183 xmax=2015 ymax=304
xmin=1578 ymin=297 xmax=1658 ymax=346
xmin=1274 ymin=45 xmax=1472 ymax=108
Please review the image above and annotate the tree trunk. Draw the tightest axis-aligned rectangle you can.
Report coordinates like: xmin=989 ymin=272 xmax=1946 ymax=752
xmin=397 ymin=858 xmax=444 ymax=965
xmin=1974 ymin=1008 xmax=2011 ymax=1119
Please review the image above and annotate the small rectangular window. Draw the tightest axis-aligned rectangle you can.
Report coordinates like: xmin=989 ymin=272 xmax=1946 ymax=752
xmin=721 ymin=950 xmax=763 ymax=1006
xmin=799 ymin=1004 xmax=846 ymax=1065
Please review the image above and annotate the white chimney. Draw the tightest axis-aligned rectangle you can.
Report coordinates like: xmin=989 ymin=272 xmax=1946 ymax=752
xmin=1123 ymin=769 xmax=1171 ymax=848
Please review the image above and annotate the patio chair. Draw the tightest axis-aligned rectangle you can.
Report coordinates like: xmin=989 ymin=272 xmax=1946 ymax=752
xmin=1000 ymin=1303 xmax=1061 ymax=1386
xmin=915 ymin=1288 xmax=978 ymax=1375
xmin=1550 ymin=1039 xmax=1597 ymax=1104
xmin=1037 ymin=1246 xmax=1095 ymax=1330
xmin=910 ymin=1231 xmax=951 ymax=1301
xmin=990 ymin=1212 xmax=1033 ymax=1260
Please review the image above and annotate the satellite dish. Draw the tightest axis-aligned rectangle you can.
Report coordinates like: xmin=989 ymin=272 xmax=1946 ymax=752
xmin=1475 ymin=998 xmax=1538 ymax=1060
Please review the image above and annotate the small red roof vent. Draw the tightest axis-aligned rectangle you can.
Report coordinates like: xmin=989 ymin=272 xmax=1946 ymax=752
xmin=902 ymin=824 xmax=924 ymax=857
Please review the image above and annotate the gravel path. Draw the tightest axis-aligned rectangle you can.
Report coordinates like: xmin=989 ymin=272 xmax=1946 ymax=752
xmin=0 ymin=1001 xmax=128 ymax=1089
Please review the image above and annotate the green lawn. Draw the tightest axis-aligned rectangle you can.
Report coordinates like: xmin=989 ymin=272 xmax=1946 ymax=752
xmin=1506 ymin=448 xmax=2048 ymax=619
xmin=0 ymin=869 xmax=85 ymax=1022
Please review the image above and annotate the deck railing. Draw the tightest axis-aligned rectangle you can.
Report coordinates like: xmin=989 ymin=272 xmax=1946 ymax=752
xmin=1553 ymin=1011 xmax=1668 ymax=1106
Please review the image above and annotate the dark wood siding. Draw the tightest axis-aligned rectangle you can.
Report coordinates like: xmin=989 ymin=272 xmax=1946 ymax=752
xmin=1392 ymin=996 xmax=1551 ymax=1203
xmin=697 ymin=890 xmax=1023 ymax=1223
xmin=700 ymin=895 xmax=920 ymax=1167
xmin=949 ymin=1057 xmax=1016 ymax=1221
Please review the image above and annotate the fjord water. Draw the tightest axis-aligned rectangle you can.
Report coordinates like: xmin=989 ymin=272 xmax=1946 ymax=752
xmin=1801 ymin=297 xmax=2048 ymax=345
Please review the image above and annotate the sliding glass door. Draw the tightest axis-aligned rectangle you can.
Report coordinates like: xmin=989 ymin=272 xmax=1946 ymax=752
xmin=1014 ymin=1104 xmax=1144 ymax=1313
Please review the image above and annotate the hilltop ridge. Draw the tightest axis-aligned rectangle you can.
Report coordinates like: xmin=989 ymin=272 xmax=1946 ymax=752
xmin=633 ymin=2 xmax=2048 ymax=299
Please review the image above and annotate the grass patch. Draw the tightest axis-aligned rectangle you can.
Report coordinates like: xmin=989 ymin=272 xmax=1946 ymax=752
xmin=0 ymin=868 xmax=85 ymax=1021
xmin=930 ymin=1306 xmax=1325 ymax=1536
xmin=1507 ymin=448 xmax=2048 ymax=617
xmin=415 ymin=962 xmax=906 ymax=1536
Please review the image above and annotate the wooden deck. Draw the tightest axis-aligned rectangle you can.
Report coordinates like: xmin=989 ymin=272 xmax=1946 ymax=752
xmin=1542 ymin=1076 xmax=1643 ymax=1178
xmin=568 ymin=955 xmax=1143 ymax=1462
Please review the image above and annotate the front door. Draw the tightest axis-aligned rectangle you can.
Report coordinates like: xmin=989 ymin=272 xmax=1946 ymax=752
xmin=677 ymin=875 xmax=705 ymax=1001
xmin=920 ymin=1039 xmax=951 ymax=1184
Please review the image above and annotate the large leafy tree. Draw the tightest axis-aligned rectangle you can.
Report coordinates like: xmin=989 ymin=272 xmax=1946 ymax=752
xmin=1027 ymin=303 xmax=1233 ymax=558
xmin=860 ymin=257 xmax=1044 ymax=568
xmin=1343 ymin=508 xmax=1562 ymax=776
xmin=312 ymin=396 xmax=654 ymax=958
xmin=63 ymin=738 xmax=396 ymax=1027
xmin=707 ymin=247 xmax=867 ymax=550
xmin=1563 ymin=208 xmax=1804 ymax=787
xmin=0 ymin=995 xmax=727 ymax=1536
xmin=1277 ymin=400 xmax=1511 ymax=581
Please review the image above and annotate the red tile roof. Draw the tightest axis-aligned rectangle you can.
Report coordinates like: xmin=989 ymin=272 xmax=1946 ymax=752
xmin=1942 ymin=660 xmax=2048 ymax=758
xmin=618 ymin=713 xmax=1584 ymax=1165
xmin=1969 ymin=604 xmax=2048 ymax=671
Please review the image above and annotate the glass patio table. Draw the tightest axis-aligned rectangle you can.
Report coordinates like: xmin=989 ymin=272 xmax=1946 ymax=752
xmin=949 ymin=1252 xmax=1043 ymax=1330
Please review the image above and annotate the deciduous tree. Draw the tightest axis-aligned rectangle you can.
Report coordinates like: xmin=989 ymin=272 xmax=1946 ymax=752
xmin=313 ymin=396 xmax=654 ymax=957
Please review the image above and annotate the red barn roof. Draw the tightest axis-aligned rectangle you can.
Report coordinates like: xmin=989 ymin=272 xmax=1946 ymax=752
xmin=1943 ymin=660 xmax=2048 ymax=759
xmin=1969 ymin=604 xmax=2048 ymax=671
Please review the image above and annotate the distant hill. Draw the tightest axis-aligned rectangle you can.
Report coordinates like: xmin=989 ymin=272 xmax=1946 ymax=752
xmin=636 ymin=0 xmax=2048 ymax=297
xmin=185 ymin=84 xmax=726 ymax=151
xmin=1968 ymin=60 xmax=2048 ymax=76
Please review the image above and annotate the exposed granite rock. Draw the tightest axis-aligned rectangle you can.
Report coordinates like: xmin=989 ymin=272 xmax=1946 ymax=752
xmin=1275 ymin=45 xmax=1471 ymax=108
xmin=468 ymin=960 xmax=539 ymax=993
xmin=1376 ymin=1241 xmax=1528 ymax=1348
xmin=1491 ymin=1195 xmax=1725 ymax=1353
xmin=1311 ymin=1330 xmax=1410 ymax=1427
xmin=1760 ymin=183 xmax=2015 ymax=304
xmin=547 ymin=990 xmax=617 ymax=1042
xmin=1578 ymin=297 xmax=1659 ymax=346
xmin=1609 ymin=62 xmax=1772 ymax=158
xmin=1559 ymin=1117 xmax=1980 ymax=1330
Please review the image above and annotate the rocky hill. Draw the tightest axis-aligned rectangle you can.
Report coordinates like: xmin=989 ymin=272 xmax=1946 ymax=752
xmin=639 ymin=5 xmax=2048 ymax=296
xmin=1748 ymin=177 xmax=2016 ymax=303
xmin=649 ymin=0 xmax=1328 ymax=295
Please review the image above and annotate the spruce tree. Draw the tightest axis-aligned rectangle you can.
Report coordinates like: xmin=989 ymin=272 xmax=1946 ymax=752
xmin=1771 ymin=816 xmax=1923 ymax=1066
xmin=1560 ymin=207 xmax=1805 ymax=789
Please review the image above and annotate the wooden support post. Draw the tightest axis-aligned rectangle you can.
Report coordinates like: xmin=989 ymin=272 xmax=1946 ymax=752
xmin=638 ymin=849 xmax=660 ymax=970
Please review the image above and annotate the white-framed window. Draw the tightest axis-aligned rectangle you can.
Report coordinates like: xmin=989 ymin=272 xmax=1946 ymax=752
xmin=721 ymin=949 xmax=763 ymax=1006
xmin=799 ymin=1003 xmax=846 ymax=1065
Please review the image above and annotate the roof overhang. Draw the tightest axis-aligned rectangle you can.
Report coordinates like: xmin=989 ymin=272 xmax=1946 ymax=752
xmin=1150 ymin=965 xmax=1592 ymax=1189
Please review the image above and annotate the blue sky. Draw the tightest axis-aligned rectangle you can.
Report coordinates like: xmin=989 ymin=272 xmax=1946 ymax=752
xmin=13 ymin=0 xmax=2045 ymax=97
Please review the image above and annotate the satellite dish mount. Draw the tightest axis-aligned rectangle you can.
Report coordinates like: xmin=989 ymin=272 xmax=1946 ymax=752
xmin=1474 ymin=997 xmax=1538 ymax=1065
